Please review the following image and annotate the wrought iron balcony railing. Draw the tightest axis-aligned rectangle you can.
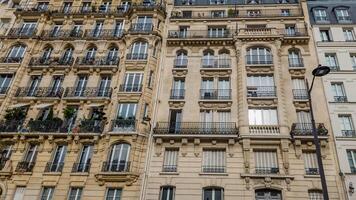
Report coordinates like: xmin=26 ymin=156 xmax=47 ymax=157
xmin=255 ymin=167 xmax=279 ymax=174
xmin=305 ymin=168 xmax=319 ymax=175
xmin=202 ymin=165 xmax=226 ymax=173
xmin=111 ymin=119 xmax=136 ymax=132
xmin=334 ymin=96 xmax=348 ymax=102
xmin=154 ymin=122 xmax=238 ymax=134
xmin=290 ymin=123 xmax=328 ymax=136
xmin=64 ymin=87 xmax=112 ymax=98
xmin=128 ymin=23 xmax=153 ymax=33
xmin=173 ymin=58 xmax=188 ymax=68
xmin=15 ymin=4 xmax=51 ymax=12
xmin=0 ymin=87 xmax=8 ymax=95
xmin=15 ymin=87 xmax=63 ymax=98
xmin=246 ymin=55 xmax=273 ymax=65
xmin=27 ymin=119 xmax=64 ymax=132
xmin=168 ymin=30 xmax=232 ymax=39
xmin=170 ymin=89 xmax=185 ymax=100
xmin=201 ymin=58 xmax=231 ymax=68
xmin=280 ymin=28 xmax=308 ymax=37
xmin=72 ymin=162 xmax=91 ymax=173
xmin=6 ymin=28 xmax=37 ymax=38
xmin=292 ymin=89 xmax=308 ymax=100
xmin=29 ymin=57 xmax=51 ymax=66
xmin=84 ymin=29 xmax=123 ymax=39
xmin=101 ymin=161 xmax=130 ymax=172
xmin=16 ymin=161 xmax=35 ymax=172
xmin=0 ymin=120 xmax=24 ymax=132
xmin=247 ymin=86 xmax=276 ymax=97
xmin=0 ymin=159 xmax=8 ymax=170
xmin=52 ymin=5 xmax=129 ymax=16
xmin=76 ymin=57 xmax=119 ymax=66
xmin=126 ymin=53 xmax=148 ymax=60
xmin=52 ymin=57 xmax=75 ymax=66
xmin=0 ymin=57 xmax=23 ymax=64
xmin=119 ymin=84 xmax=143 ymax=92
xmin=44 ymin=162 xmax=64 ymax=172
xmin=162 ymin=165 xmax=177 ymax=172
xmin=41 ymin=30 xmax=84 ymax=39
xmin=78 ymin=119 xmax=105 ymax=133
xmin=341 ymin=130 xmax=356 ymax=137
xmin=288 ymin=58 xmax=304 ymax=68
xmin=200 ymin=89 xmax=231 ymax=100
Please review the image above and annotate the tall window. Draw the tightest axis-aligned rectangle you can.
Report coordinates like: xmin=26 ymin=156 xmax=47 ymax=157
xmin=99 ymin=1 xmax=111 ymax=12
xmin=248 ymin=109 xmax=278 ymax=125
xmin=106 ymin=143 xmax=131 ymax=172
xmin=40 ymin=187 xmax=54 ymax=200
xmin=123 ymin=73 xmax=143 ymax=92
xmin=27 ymin=75 xmax=41 ymax=97
xmin=320 ymin=29 xmax=331 ymax=42
xmin=85 ymin=47 xmax=97 ymax=61
xmin=114 ymin=21 xmax=124 ymax=37
xmin=13 ymin=187 xmax=26 ymax=200
xmin=48 ymin=145 xmax=67 ymax=172
xmin=255 ymin=189 xmax=282 ymax=200
xmin=175 ymin=51 xmax=188 ymax=68
xmin=168 ymin=109 xmax=182 ymax=133
xmin=134 ymin=16 xmax=152 ymax=31
xmin=324 ymin=54 xmax=339 ymax=71
xmin=107 ymin=47 xmax=119 ymax=63
xmin=313 ymin=8 xmax=328 ymax=22
xmin=98 ymin=75 xmax=111 ymax=97
xmin=303 ymin=152 xmax=319 ymax=175
xmin=62 ymin=2 xmax=72 ymax=13
xmin=288 ymin=50 xmax=303 ymax=67
xmin=308 ymin=190 xmax=323 ymax=200
xmin=17 ymin=144 xmax=37 ymax=172
xmin=128 ymin=41 xmax=148 ymax=60
xmin=7 ymin=44 xmax=26 ymax=62
xmin=343 ymin=28 xmax=355 ymax=41
xmin=331 ymin=82 xmax=347 ymax=102
xmin=203 ymin=187 xmax=224 ymax=200
xmin=202 ymin=149 xmax=226 ymax=173
xmin=208 ymin=27 xmax=226 ymax=38
xmin=292 ymin=78 xmax=308 ymax=100
xmin=41 ymin=47 xmax=53 ymax=62
xmin=0 ymin=74 xmax=12 ymax=94
xmin=254 ymin=151 xmax=279 ymax=174
xmin=246 ymin=47 xmax=272 ymax=65
xmin=19 ymin=22 xmax=37 ymax=35
xmin=92 ymin=21 xmax=104 ymax=37
xmin=113 ymin=103 xmax=137 ymax=132
xmin=75 ymin=144 xmax=93 ymax=172
xmin=339 ymin=115 xmax=354 ymax=137
xmin=350 ymin=54 xmax=356 ymax=70
xmin=105 ymin=188 xmax=122 ymax=200
xmin=160 ymin=186 xmax=175 ymax=200
xmin=335 ymin=8 xmax=351 ymax=22
xmin=50 ymin=24 xmax=62 ymax=37
xmin=61 ymin=47 xmax=74 ymax=64
xmin=347 ymin=150 xmax=356 ymax=173
xmin=74 ymin=75 xmax=88 ymax=97
xmin=163 ymin=149 xmax=178 ymax=172
xmin=0 ymin=144 xmax=12 ymax=169
xmin=68 ymin=187 xmax=82 ymax=200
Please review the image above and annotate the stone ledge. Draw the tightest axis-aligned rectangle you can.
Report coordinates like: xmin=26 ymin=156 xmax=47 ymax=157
xmin=159 ymin=172 xmax=179 ymax=175
xmin=199 ymin=172 xmax=228 ymax=176
xmin=240 ymin=173 xmax=294 ymax=179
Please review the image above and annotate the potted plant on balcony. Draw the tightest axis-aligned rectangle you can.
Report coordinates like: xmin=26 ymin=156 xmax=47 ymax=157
xmin=317 ymin=124 xmax=328 ymax=136
xmin=228 ymin=9 xmax=238 ymax=18
xmin=3 ymin=108 xmax=27 ymax=132
xmin=63 ymin=107 xmax=77 ymax=133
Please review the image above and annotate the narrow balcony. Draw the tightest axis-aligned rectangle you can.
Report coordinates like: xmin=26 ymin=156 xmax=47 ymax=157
xmin=44 ymin=162 xmax=64 ymax=173
xmin=0 ymin=57 xmax=23 ymax=64
xmin=170 ymin=89 xmax=185 ymax=100
xmin=41 ymin=30 xmax=84 ymax=40
xmin=246 ymin=55 xmax=273 ymax=65
xmin=168 ymin=30 xmax=233 ymax=39
xmin=288 ymin=58 xmax=304 ymax=68
xmin=75 ymin=57 xmax=119 ymax=68
xmin=111 ymin=119 xmax=136 ymax=132
xmin=72 ymin=162 xmax=91 ymax=173
xmin=173 ymin=58 xmax=188 ymax=68
xmin=341 ymin=130 xmax=356 ymax=137
xmin=63 ymin=87 xmax=112 ymax=98
xmin=118 ymin=84 xmax=143 ymax=93
xmin=255 ymin=167 xmax=279 ymax=174
xmin=101 ymin=161 xmax=130 ymax=172
xmin=247 ymin=86 xmax=276 ymax=98
xmin=132 ymin=3 xmax=166 ymax=12
xmin=15 ymin=87 xmax=63 ymax=98
xmin=305 ymin=168 xmax=319 ymax=175
xmin=5 ymin=28 xmax=38 ymax=39
xmin=51 ymin=57 xmax=75 ymax=67
xmin=27 ymin=119 xmax=64 ymax=133
xmin=292 ymin=89 xmax=308 ymax=100
xmin=128 ymin=23 xmax=154 ymax=34
xmin=249 ymin=125 xmax=280 ymax=135
xmin=201 ymin=58 xmax=231 ymax=69
xmin=78 ymin=119 xmax=105 ymax=133
xmin=200 ymin=89 xmax=231 ymax=100
xmin=15 ymin=4 xmax=51 ymax=14
xmin=0 ymin=120 xmax=24 ymax=132
xmin=237 ymin=28 xmax=278 ymax=38
xmin=290 ymin=123 xmax=328 ymax=137
xmin=154 ymin=122 xmax=238 ymax=135
xmin=126 ymin=53 xmax=148 ymax=60
xmin=202 ymin=165 xmax=226 ymax=173
xmin=29 ymin=57 xmax=51 ymax=66
xmin=333 ymin=96 xmax=348 ymax=102
xmin=280 ymin=28 xmax=308 ymax=37
xmin=162 ymin=165 xmax=177 ymax=172
xmin=16 ymin=161 xmax=35 ymax=172
xmin=96 ymin=160 xmax=138 ymax=183
xmin=84 ymin=29 xmax=123 ymax=39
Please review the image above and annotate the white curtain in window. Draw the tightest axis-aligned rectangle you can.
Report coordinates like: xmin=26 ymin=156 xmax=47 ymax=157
xmin=254 ymin=151 xmax=278 ymax=168
xmin=303 ymin=152 xmax=318 ymax=170
xmin=203 ymin=150 xmax=225 ymax=168
xmin=163 ymin=149 xmax=178 ymax=167
xmin=248 ymin=109 xmax=278 ymax=125
xmin=14 ymin=187 xmax=26 ymax=200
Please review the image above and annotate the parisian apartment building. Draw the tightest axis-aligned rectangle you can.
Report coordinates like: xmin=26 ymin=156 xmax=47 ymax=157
xmin=0 ymin=0 xmax=350 ymax=200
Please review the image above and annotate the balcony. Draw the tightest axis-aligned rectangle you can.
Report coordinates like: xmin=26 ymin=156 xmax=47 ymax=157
xmin=201 ymin=58 xmax=231 ymax=69
xmin=15 ymin=87 xmax=63 ymax=98
xmin=51 ymin=57 xmax=75 ymax=67
xmin=126 ymin=53 xmax=148 ymax=60
xmin=78 ymin=119 xmax=105 ymax=133
xmin=84 ymin=29 xmax=123 ymax=39
xmin=15 ymin=4 xmax=51 ymax=14
xmin=237 ymin=28 xmax=278 ymax=39
xmin=5 ymin=28 xmax=38 ymax=39
xmin=72 ymin=162 xmax=91 ymax=173
xmin=162 ymin=165 xmax=177 ymax=172
xmin=16 ymin=161 xmax=35 ymax=172
xmin=246 ymin=55 xmax=273 ymax=65
xmin=341 ymin=130 xmax=356 ymax=137
xmin=111 ymin=119 xmax=136 ymax=132
xmin=247 ymin=86 xmax=276 ymax=98
xmin=290 ymin=123 xmax=328 ymax=137
xmin=280 ymin=28 xmax=308 ymax=37
xmin=200 ymin=89 xmax=231 ymax=100
xmin=44 ymin=162 xmax=64 ymax=173
xmin=292 ymin=89 xmax=308 ymax=100
xmin=255 ymin=167 xmax=279 ymax=174
xmin=168 ymin=30 xmax=233 ymax=39
xmin=96 ymin=160 xmax=138 ymax=183
xmin=249 ymin=125 xmax=280 ymax=135
xmin=41 ymin=30 xmax=84 ymax=40
xmin=170 ymin=89 xmax=185 ymax=100
xmin=173 ymin=58 xmax=188 ymax=68
xmin=52 ymin=5 xmax=129 ymax=16
xmin=119 ymin=84 xmax=143 ymax=93
xmin=128 ymin=23 xmax=154 ymax=34
xmin=0 ymin=57 xmax=23 ymax=64
xmin=333 ymin=96 xmax=348 ymax=102
xmin=27 ymin=119 xmax=64 ymax=133
xmin=305 ymin=168 xmax=319 ymax=175
xmin=101 ymin=161 xmax=130 ymax=172
xmin=288 ymin=58 xmax=304 ymax=68
xmin=154 ymin=122 xmax=238 ymax=135
xmin=0 ymin=120 xmax=24 ymax=132
xmin=0 ymin=87 xmax=8 ymax=95
xmin=29 ymin=57 xmax=51 ymax=66
xmin=202 ymin=165 xmax=226 ymax=173
xmin=76 ymin=57 xmax=119 ymax=68
xmin=64 ymin=87 xmax=112 ymax=98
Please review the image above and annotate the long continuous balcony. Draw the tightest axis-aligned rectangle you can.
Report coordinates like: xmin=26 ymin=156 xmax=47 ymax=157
xmin=247 ymin=86 xmax=276 ymax=98
xmin=154 ymin=122 xmax=238 ymax=135
xmin=200 ymin=89 xmax=231 ymax=100
xmin=0 ymin=57 xmax=23 ymax=64
xmin=29 ymin=57 xmax=51 ymax=66
xmin=201 ymin=58 xmax=231 ymax=68
xmin=290 ymin=123 xmax=328 ymax=137
xmin=41 ymin=30 xmax=84 ymax=40
xmin=6 ymin=28 xmax=38 ymax=38
xmin=202 ymin=165 xmax=226 ymax=173
xmin=64 ymin=87 xmax=112 ymax=98
xmin=168 ymin=30 xmax=233 ymax=39
xmin=16 ymin=161 xmax=35 ymax=172
xmin=27 ymin=119 xmax=64 ymax=132
xmin=84 ymin=29 xmax=123 ymax=39
xmin=292 ymin=89 xmax=308 ymax=100
xmin=51 ymin=5 xmax=128 ymax=16
xmin=246 ymin=55 xmax=273 ymax=65
xmin=51 ymin=57 xmax=75 ymax=67
xmin=128 ymin=23 xmax=154 ymax=34
xmin=44 ymin=162 xmax=64 ymax=172
xmin=76 ymin=57 xmax=119 ymax=67
xmin=101 ymin=161 xmax=130 ymax=172
xmin=0 ymin=120 xmax=24 ymax=132
xmin=174 ymin=0 xmax=300 ymax=6
xmin=15 ymin=87 xmax=63 ymax=98
xmin=15 ymin=4 xmax=51 ymax=14
xmin=111 ymin=119 xmax=136 ymax=132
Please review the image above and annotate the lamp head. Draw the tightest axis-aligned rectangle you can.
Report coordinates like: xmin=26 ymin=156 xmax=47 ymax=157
xmin=312 ymin=65 xmax=330 ymax=77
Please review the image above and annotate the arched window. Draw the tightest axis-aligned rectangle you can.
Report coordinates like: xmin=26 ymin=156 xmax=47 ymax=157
xmin=60 ymin=47 xmax=74 ymax=65
xmin=175 ymin=50 xmax=188 ymax=68
xmin=106 ymin=47 xmax=119 ymax=64
xmin=202 ymin=49 xmax=215 ymax=68
xmin=105 ymin=143 xmax=131 ymax=172
xmin=41 ymin=46 xmax=53 ymax=64
xmin=128 ymin=41 xmax=148 ymax=60
xmin=85 ymin=47 xmax=97 ymax=61
xmin=159 ymin=186 xmax=175 ymax=200
xmin=308 ymin=190 xmax=323 ymax=200
xmin=203 ymin=187 xmax=224 ymax=200
xmin=6 ymin=44 xmax=26 ymax=63
xmin=218 ymin=49 xmax=230 ymax=68
xmin=246 ymin=47 xmax=272 ymax=65
xmin=288 ymin=49 xmax=303 ymax=68
xmin=255 ymin=189 xmax=281 ymax=200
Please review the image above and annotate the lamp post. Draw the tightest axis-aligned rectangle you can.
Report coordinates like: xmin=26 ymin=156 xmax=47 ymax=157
xmin=307 ymin=64 xmax=331 ymax=200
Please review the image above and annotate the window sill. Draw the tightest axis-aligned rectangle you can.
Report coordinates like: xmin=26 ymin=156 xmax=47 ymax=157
xmin=199 ymin=172 xmax=228 ymax=176
xmin=43 ymin=172 xmax=62 ymax=176
xmin=304 ymin=174 xmax=320 ymax=178
xmin=70 ymin=172 xmax=89 ymax=176
xmin=159 ymin=172 xmax=179 ymax=175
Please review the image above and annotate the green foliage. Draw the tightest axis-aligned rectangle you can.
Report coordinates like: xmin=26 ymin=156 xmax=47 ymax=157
xmin=63 ymin=107 xmax=76 ymax=119
xmin=4 ymin=108 xmax=26 ymax=121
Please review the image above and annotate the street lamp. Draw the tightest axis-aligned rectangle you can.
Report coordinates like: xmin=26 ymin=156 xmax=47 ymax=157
xmin=307 ymin=64 xmax=330 ymax=200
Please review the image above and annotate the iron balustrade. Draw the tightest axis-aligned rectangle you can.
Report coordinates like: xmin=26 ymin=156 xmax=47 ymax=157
xmin=44 ymin=162 xmax=64 ymax=172
xmin=305 ymin=168 xmax=319 ymax=175
xmin=29 ymin=57 xmax=51 ymax=66
xmin=27 ymin=119 xmax=64 ymax=132
xmin=341 ymin=130 xmax=356 ymax=137
xmin=76 ymin=57 xmax=119 ymax=66
xmin=334 ymin=96 xmax=348 ymax=102
xmin=78 ymin=119 xmax=105 ymax=133
xmin=0 ymin=87 xmax=8 ymax=95
xmin=154 ymin=122 xmax=238 ymax=134
xmin=290 ymin=123 xmax=328 ymax=136
xmin=72 ymin=162 xmax=91 ymax=173
xmin=64 ymin=87 xmax=112 ymax=98
xmin=51 ymin=57 xmax=75 ymax=66
xmin=0 ymin=57 xmax=23 ymax=63
xmin=15 ymin=87 xmax=63 ymax=98
xmin=41 ymin=29 xmax=84 ymax=39
xmin=126 ymin=53 xmax=148 ymax=60
xmin=280 ymin=28 xmax=308 ymax=37
xmin=247 ymin=86 xmax=276 ymax=97
xmin=111 ymin=119 xmax=136 ymax=132
xmin=202 ymin=165 xmax=226 ymax=173
xmin=0 ymin=159 xmax=8 ymax=170
xmin=52 ymin=5 xmax=129 ymax=16
xmin=84 ymin=29 xmax=124 ymax=39
xmin=101 ymin=161 xmax=130 ymax=172
xmin=7 ymin=28 xmax=37 ymax=38
xmin=168 ymin=30 xmax=233 ymax=38
xmin=162 ymin=165 xmax=177 ymax=172
xmin=0 ymin=120 xmax=24 ymax=132
xmin=16 ymin=161 xmax=35 ymax=172
xmin=170 ymin=89 xmax=185 ymax=99
xmin=255 ymin=167 xmax=279 ymax=174
xmin=292 ymin=89 xmax=309 ymax=100
xmin=132 ymin=3 xmax=166 ymax=12
xmin=246 ymin=55 xmax=273 ymax=65
xmin=200 ymin=89 xmax=231 ymax=100
xmin=15 ymin=4 xmax=51 ymax=12
xmin=119 ymin=84 xmax=143 ymax=92
xmin=129 ymin=23 xmax=153 ymax=33
xmin=173 ymin=58 xmax=188 ymax=68
xmin=201 ymin=58 xmax=231 ymax=68
xmin=288 ymin=58 xmax=304 ymax=68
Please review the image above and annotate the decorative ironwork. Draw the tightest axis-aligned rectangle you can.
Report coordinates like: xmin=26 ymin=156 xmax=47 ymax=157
xmin=16 ymin=161 xmax=35 ymax=172
xmin=341 ymin=130 xmax=356 ymax=137
xmin=201 ymin=58 xmax=231 ymax=68
xmin=292 ymin=89 xmax=308 ymax=100
xmin=202 ymin=165 xmax=226 ymax=173
xmin=15 ymin=87 xmax=63 ymax=98
xmin=246 ymin=55 xmax=273 ymax=65
xmin=170 ymin=89 xmax=185 ymax=99
xmin=27 ymin=119 xmax=63 ymax=132
xmin=72 ymin=162 xmax=91 ymax=173
xmin=168 ymin=30 xmax=232 ymax=38
xmin=128 ymin=23 xmax=153 ymax=33
xmin=64 ymin=87 xmax=112 ymax=98
xmin=101 ymin=161 xmax=130 ymax=172
xmin=126 ymin=53 xmax=148 ymax=60
xmin=305 ymin=168 xmax=319 ymax=175
xmin=119 ymin=84 xmax=143 ymax=92
xmin=15 ymin=4 xmax=51 ymax=13
xmin=255 ymin=167 xmax=279 ymax=174
xmin=76 ymin=57 xmax=119 ymax=66
xmin=78 ymin=119 xmax=105 ymax=133
xmin=162 ymin=165 xmax=177 ymax=172
xmin=84 ymin=29 xmax=123 ymax=39
xmin=290 ymin=123 xmax=328 ymax=136
xmin=44 ymin=162 xmax=64 ymax=172
xmin=0 ymin=120 xmax=24 ymax=132
xmin=6 ymin=28 xmax=37 ymax=38
xmin=281 ymin=28 xmax=308 ymax=37
xmin=334 ymin=96 xmax=348 ymax=102
xmin=29 ymin=57 xmax=51 ymax=66
xmin=247 ymin=86 xmax=276 ymax=97
xmin=111 ymin=119 xmax=136 ymax=132
xmin=0 ymin=87 xmax=8 ymax=95
xmin=41 ymin=29 xmax=84 ymax=40
xmin=51 ymin=5 xmax=129 ymax=16
xmin=154 ymin=122 xmax=238 ymax=134
xmin=200 ymin=89 xmax=231 ymax=100
xmin=0 ymin=57 xmax=23 ymax=63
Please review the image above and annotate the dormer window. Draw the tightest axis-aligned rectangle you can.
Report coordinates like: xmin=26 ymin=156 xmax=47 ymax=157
xmin=335 ymin=8 xmax=351 ymax=23
xmin=313 ymin=8 xmax=329 ymax=22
